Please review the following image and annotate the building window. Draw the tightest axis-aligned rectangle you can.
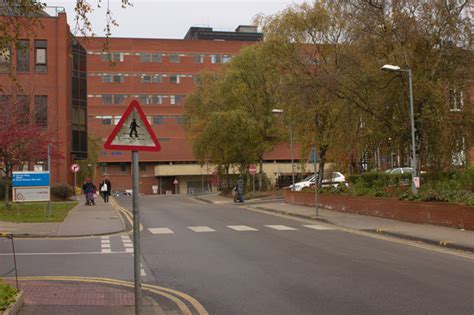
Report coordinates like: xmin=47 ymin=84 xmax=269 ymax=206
xmin=120 ymin=162 xmax=127 ymax=172
xmin=210 ymin=54 xmax=220 ymax=64
xmin=170 ymin=74 xmax=180 ymax=84
xmin=139 ymin=94 xmax=162 ymax=105
xmin=102 ymin=74 xmax=123 ymax=83
xmin=139 ymin=164 xmax=146 ymax=171
xmin=169 ymin=54 xmax=180 ymax=63
xmin=141 ymin=74 xmax=162 ymax=83
xmin=101 ymin=94 xmax=126 ymax=104
xmin=100 ymin=163 xmax=107 ymax=173
xmin=175 ymin=116 xmax=185 ymax=125
xmin=153 ymin=116 xmax=164 ymax=125
xmin=222 ymin=55 xmax=232 ymax=63
xmin=101 ymin=52 xmax=124 ymax=62
xmin=16 ymin=40 xmax=29 ymax=72
xmin=34 ymin=40 xmax=47 ymax=73
xmin=170 ymin=95 xmax=181 ymax=105
xmin=34 ymin=95 xmax=47 ymax=127
xmin=193 ymin=54 xmax=204 ymax=64
xmin=139 ymin=53 xmax=162 ymax=63
xmin=0 ymin=46 xmax=11 ymax=72
xmin=449 ymin=89 xmax=464 ymax=112
xmin=17 ymin=95 xmax=30 ymax=124
xmin=95 ymin=116 xmax=112 ymax=125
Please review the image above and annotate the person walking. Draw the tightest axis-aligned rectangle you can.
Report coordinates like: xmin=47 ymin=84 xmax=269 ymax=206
xmin=82 ymin=178 xmax=95 ymax=206
xmin=99 ymin=176 xmax=112 ymax=203
xmin=236 ymin=178 xmax=244 ymax=203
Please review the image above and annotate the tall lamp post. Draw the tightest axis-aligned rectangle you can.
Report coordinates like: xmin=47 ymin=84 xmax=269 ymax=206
xmin=382 ymin=64 xmax=418 ymax=194
xmin=272 ymin=108 xmax=295 ymax=191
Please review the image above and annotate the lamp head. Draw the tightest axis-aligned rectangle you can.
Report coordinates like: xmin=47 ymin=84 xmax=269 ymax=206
xmin=382 ymin=64 xmax=401 ymax=72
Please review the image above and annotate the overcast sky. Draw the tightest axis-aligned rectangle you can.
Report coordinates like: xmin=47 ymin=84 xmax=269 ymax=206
xmin=46 ymin=0 xmax=307 ymax=39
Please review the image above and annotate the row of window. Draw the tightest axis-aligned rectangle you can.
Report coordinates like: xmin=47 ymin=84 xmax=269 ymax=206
xmin=94 ymin=115 xmax=185 ymax=126
xmin=99 ymin=52 xmax=233 ymax=64
xmin=92 ymin=94 xmax=184 ymax=105
xmin=0 ymin=95 xmax=48 ymax=126
xmin=99 ymin=73 xmax=191 ymax=84
xmin=0 ymin=39 xmax=47 ymax=73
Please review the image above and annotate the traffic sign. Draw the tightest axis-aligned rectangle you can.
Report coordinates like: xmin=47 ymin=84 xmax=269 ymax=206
xmin=12 ymin=171 xmax=50 ymax=187
xmin=308 ymin=148 xmax=320 ymax=163
xmin=249 ymin=165 xmax=257 ymax=175
xmin=71 ymin=163 xmax=80 ymax=173
xmin=104 ymin=100 xmax=161 ymax=151
xmin=173 ymin=179 xmax=178 ymax=185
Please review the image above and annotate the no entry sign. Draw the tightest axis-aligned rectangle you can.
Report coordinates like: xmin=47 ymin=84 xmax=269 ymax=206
xmin=249 ymin=165 xmax=257 ymax=175
xmin=71 ymin=163 xmax=80 ymax=173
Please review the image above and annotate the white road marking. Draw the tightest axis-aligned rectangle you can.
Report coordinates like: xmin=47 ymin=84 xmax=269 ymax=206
xmin=227 ymin=225 xmax=258 ymax=231
xmin=148 ymin=228 xmax=174 ymax=234
xmin=188 ymin=226 xmax=216 ymax=232
xmin=265 ymin=225 xmax=297 ymax=231
xmin=124 ymin=243 xmax=133 ymax=248
xmin=303 ymin=224 xmax=334 ymax=230
xmin=125 ymin=248 xmax=134 ymax=253
xmin=101 ymin=236 xmax=111 ymax=253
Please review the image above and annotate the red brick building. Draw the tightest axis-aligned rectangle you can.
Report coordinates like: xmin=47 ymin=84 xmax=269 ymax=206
xmin=0 ymin=9 xmax=88 ymax=186
xmin=82 ymin=27 xmax=303 ymax=194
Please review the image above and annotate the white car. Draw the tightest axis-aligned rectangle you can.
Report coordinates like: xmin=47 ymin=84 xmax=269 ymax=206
xmin=288 ymin=172 xmax=347 ymax=191
xmin=385 ymin=167 xmax=413 ymax=175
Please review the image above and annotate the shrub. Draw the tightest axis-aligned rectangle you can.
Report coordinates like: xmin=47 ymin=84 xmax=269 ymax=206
xmin=0 ymin=279 xmax=17 ymax=311
xmin=51 ymin=184 xmax=74 ymax=200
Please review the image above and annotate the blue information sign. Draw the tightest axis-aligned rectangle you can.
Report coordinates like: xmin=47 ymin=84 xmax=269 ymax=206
xmin=12 ymin=171 xmax=50 ymax=187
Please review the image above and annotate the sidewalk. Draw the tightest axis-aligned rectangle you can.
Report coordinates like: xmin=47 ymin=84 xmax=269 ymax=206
xmin=5 ymin=280 xmax=165 ymax=315
xmin=196 ymin=193 xmax=474 ymax=252
xmin=0 ymin=196 xmax=127 ymax=237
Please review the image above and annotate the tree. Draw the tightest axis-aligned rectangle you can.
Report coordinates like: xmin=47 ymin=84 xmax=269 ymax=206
xmin=0 ymin=95 xmax=63 ymax=208
xmin=76 ymin=134 xmax=102 ymax=187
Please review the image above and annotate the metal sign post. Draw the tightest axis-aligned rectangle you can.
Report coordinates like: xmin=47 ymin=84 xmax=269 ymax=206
xmin=71 ymin=164 xmax=80 ymax=201
xmin=47 ymin=143 xmax=52 ymax=217
xmin=132 ymin=151 xmax=142 ymax=314
xmin=310 ymin=147 xmax=319 ymax=217
xmin=103 ymin=100 xmax=162 ymax=315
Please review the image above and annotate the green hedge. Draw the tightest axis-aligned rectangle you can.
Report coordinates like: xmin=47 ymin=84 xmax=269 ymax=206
xmin=316 ymin=169 xmax=473 ymax=206
xmin=51 ymin=184 xmax=74 ymax=201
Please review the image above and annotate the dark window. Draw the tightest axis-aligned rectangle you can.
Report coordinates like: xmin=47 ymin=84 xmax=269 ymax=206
xmin=100 ymin=163 xmax=107 ymax=173
xmin=17 ymin=95 xmax=30 ymax=124
xmin=101 ymin=52 xmax=123 ymax=62
xmin=210 ymin=54 xmax=220 ymax=64
xmin=0 ymin=46 xmax=11 ymax=72
xmin=34 ymin=40 xmax=47 ymax=73
xmin=102 ymin=74 xmax=113 ymax=83
xmin=153 ymin=116 xmax=164 ymax=125
xmin=193 ymin=54 xmax=204 ymax=64
xmin=169 ymin=54 xmax=179 ymax=63
xmin=100 ymin=116 xmax=112 ymax=125
xmin=175 ymin=116 xmax=185 ymax=125
xmin=34 ymin=95 xmax=47 ymax=127
xmin=120 ymin=163 xmax=127 ymax=172
xmin=113 ymin=75 xmax=123 ymax=83
xmin=170 ymin=74 xmax=179 ymax=84
xmin=101 ymin=94 xmax=125 ymax=104
xmin=139 ymin=53 xmax=162 ymax=63
xmin=102 ymin=95 xmax=113 ymax=104
xmin=16 ymin=40 xmax=29 ymax=72
xmin=139 ymin=164 xmax=146 ymax=171
xmin=141 ymin=75 xmax=151 ymax=83
xmin=170 ymin=95 xmax=181 ymax=105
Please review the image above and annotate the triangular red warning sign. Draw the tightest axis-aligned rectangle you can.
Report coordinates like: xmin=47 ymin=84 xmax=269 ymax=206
xmin=104 ymin=100 xmax=161 ymax=151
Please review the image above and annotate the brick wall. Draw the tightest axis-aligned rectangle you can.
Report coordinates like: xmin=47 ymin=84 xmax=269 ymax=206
xmin=284 ymin=190 xmax=474 ymax=230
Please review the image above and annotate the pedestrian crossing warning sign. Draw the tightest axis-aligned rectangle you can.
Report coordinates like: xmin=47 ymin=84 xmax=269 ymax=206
xmin=104 ymin=100 xmax=161 ymax=151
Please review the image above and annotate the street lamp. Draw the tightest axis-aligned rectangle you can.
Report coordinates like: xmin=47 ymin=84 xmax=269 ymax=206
xmin=272 ymin=108 xmax=295 ymax=191
xmin=382 ymin=64 xmax=418 ymax=194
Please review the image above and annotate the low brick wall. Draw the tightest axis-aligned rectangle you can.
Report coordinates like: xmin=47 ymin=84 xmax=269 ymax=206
xmin=283 ymin=190 xmax=474 ymax=230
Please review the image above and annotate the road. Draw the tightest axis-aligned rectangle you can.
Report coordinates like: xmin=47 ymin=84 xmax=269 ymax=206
xmin=1 ymin=195 xmax=473 ymax=314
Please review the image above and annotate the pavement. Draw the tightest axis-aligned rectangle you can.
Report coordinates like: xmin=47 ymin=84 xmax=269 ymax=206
xmin=195 ymin=192 xmax=474 ymax=252
xmin=0 ymin=195 xmax=127 ymax=237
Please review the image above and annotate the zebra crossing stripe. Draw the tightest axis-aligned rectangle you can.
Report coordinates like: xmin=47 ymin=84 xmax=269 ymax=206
xmin=148 ymin=228 xmax=174 ymax=234
xmin=303 ymin=224 xmax=334 ymax=230
xmin=264 ymin=225 xmax=297 ymax=231
xmin=188 ymin=226 xmax=216 ymax=232
xmin=227 ymin=225 xmax=258 ymax=231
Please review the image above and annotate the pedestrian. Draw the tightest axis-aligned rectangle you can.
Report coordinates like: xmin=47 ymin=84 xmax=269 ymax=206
xmin=82 ymin=178 xmax=95 ymax=206
xmin=232 ymin=185 xmax=238 ymax=203
xmin=99 ymin=176 xmax=112 ymax=203
xmin=236 ymin=178 xmax=244 ymax=203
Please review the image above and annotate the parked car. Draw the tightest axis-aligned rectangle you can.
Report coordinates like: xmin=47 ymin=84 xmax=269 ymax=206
xmin=384 ymin=167 xmax=414 ymax=175
xmin=288 ymin=172 xmax=347 ymax=191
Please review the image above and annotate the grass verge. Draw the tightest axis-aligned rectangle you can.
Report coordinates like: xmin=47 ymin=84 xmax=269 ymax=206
xmin=0 ymin=279 xmax=17 ymax=311
xmin=0 ymin=201 xmax=78 ymax=223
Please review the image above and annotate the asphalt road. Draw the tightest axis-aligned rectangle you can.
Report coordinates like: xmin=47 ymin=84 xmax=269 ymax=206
xmin=1 ymin=195 xmax=473 ymax=315
xmin=119 ymin=195 xmax=474 ymax=315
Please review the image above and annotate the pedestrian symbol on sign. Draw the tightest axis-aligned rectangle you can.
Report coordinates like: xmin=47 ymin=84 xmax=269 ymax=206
xmin=129 ymin=119 xmax=139 ymax=138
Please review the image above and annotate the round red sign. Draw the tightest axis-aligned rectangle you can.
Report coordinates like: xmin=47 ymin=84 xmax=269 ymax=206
xmin=71 ymin=164 xmax=80 ymax=173
xmin=249 ymin=165 xmax=257 ymax=175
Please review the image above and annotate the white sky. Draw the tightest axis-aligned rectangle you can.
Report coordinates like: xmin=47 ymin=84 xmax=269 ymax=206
xmin=45 ymin=0 xmax=307 ymax=39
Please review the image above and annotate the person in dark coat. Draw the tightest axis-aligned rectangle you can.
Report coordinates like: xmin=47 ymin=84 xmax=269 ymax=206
xmin=82 ymin=178 xmax=95 ymax=206
xmin=99 ymin=176 xmax=112 ymax=203
xmin=236 ymin=178 xmax=244 ymax=203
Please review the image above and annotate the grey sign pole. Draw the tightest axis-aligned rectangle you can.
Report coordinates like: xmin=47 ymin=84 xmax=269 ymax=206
xmin=47 ymin=143 xmax=52 ymax=217
xmin=132 ymin=151 xmax=142 ymax=314
xmin=312 ymin=145 xmax=319 ymax=217
xmin=73 ymin=172 xmax=77 ymax=201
